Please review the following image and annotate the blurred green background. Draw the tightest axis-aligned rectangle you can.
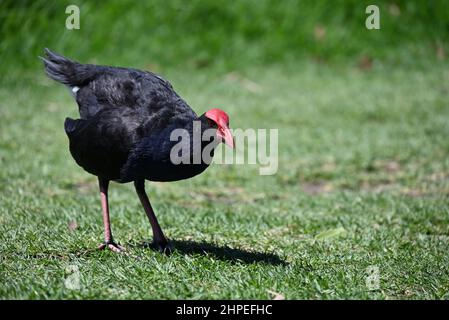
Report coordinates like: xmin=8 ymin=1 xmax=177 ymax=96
xmin=1 ymin=0 xmax=449 ymax=73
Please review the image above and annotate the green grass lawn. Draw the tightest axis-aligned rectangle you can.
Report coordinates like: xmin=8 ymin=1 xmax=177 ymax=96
xmin=1 ymin=59 xmax=449 ymax=299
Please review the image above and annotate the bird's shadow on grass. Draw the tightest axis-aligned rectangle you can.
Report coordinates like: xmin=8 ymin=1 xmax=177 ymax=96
xmin=138 ymin=239 xmax=287 ymax=266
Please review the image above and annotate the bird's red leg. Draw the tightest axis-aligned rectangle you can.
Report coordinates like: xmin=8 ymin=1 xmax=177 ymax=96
xmin=97 ymin=178 xmax=125 ymax=253
xmin=134 ymin=180 xmax=170 ymax=253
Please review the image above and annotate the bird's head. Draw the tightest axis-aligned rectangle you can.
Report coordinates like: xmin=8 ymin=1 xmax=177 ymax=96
xmin=204 ymin=108 xmax=234 ymax=148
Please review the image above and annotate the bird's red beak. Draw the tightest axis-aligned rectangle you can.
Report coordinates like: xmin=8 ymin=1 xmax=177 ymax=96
xmin=217 ymin=124 xmax=234 ymax=148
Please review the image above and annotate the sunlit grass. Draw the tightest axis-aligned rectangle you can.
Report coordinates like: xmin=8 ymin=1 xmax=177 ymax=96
xmin=1 ymin=59 xmax=448 ymax=299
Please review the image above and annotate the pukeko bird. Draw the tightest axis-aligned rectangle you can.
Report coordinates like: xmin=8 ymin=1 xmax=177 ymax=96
xmin=41 ymin=49 xmax=234 ymax=253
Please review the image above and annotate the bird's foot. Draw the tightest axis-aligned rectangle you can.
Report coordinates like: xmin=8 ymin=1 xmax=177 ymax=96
xmin=98 ymin=241 xmax=126 ymax=253
xmin=153 ymin=239 xmax=172 ymax=255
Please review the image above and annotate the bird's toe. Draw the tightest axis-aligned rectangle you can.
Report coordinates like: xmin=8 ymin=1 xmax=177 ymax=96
xmin=98 ymin=241 xmax=126 ymax=253
xmin=108 ymin=243 xmax=126 ymax=253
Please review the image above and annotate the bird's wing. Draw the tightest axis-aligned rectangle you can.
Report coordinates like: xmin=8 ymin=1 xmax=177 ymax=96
xmin=74 ymin=69 xmax=188 ymax=119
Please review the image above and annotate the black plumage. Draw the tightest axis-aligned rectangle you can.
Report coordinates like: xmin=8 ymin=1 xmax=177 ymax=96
xmin=41 ymin=49 xmax=233 ymax=252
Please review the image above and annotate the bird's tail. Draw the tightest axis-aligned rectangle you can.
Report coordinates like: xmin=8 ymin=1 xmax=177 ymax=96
xmin=40 ymin=48 xmax=95 ymax=87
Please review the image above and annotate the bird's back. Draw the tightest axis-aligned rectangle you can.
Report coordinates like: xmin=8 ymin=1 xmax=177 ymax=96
xmin=41 ymin=49 xmax=196 ymax=120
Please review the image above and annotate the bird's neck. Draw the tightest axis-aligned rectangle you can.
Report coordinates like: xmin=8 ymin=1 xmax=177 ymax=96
xmin=178 ymin=115 xmax=219 ymax=164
